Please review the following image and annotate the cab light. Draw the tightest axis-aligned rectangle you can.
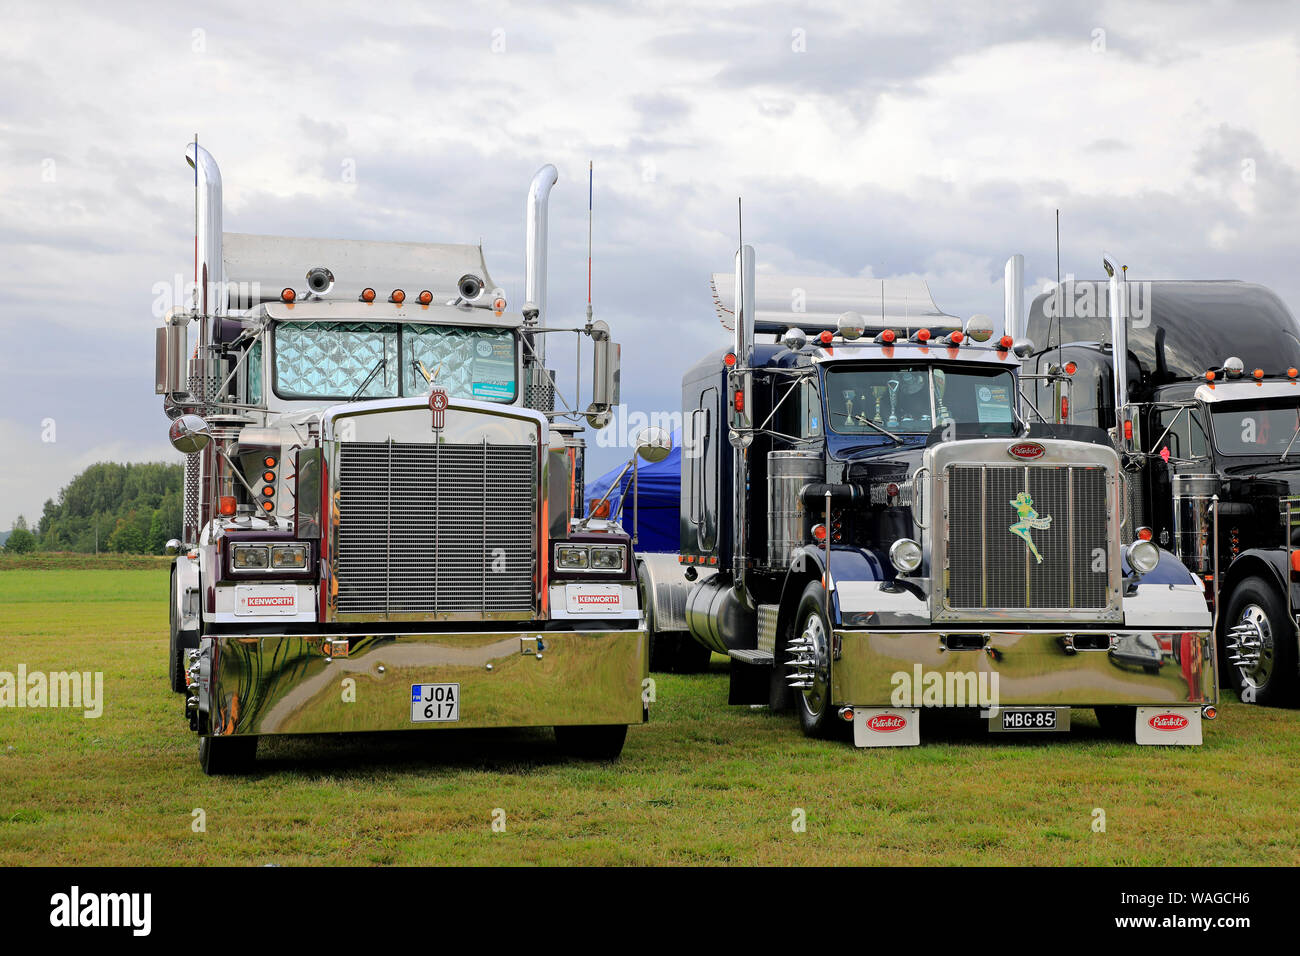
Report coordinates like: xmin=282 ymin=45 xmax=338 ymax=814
xmin=492 ymin=295 xmax=507 ymax=312
xmin=876 ymin=329 xmax=896 ymax=345
xmin=263 ymin=471 xmax=275 ymax=482
xmin=947 ymin=331 xmax=964 ymax=345
xmin=280 ymin=288 xmax=296 ymax=303
xmin=1205 ymin=370 xmax=1216 ymax=381
xmin=261 ymin=501 xmax=274 ymax=513
xmin=723 ymin=352 xmax=737 ymax=368
xmin=812 ymin=523 xmax=828 ymax=542
xmin=1254 ymin=368 xmax=1265 ymax=380
xmin=998 ymin=335 xmax=1013 ymax=350
xmin=218 ymin=496 xmax=237 ymax=517
xmin=264 ymin=456 xmax=277 ymax=468
xmin=1064 ymin=361 xmax=1077 ymax=375
xmin=588 ymin=499 xmax=611 ymax=519
xmin=390 ymin=289 xmax=405 ymax=304
xmin=418 ymin=290 xmax=433 ymax=305
xmin=262 ymin=485 xmax=275 ymax=497
xmin=819 ymin=330 xmax=834 ymax=345
xmin=1289 ymin=368 xmax=1299 ymax=379
xmin=360 ymin=288 xmax=376 ymax=303
xmin=915 ymin=329 xmax=931 ymax=343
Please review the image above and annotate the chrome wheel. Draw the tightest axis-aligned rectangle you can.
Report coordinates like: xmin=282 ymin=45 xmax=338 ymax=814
xmin=1227 ymin=603 xmax=1276 ymax=691
xmin=788 ymin=611 xmax=830 ymax=722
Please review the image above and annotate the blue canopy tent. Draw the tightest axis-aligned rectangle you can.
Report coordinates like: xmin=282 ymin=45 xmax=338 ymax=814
xmin=584 ymin=429 xmax=682 ymax=553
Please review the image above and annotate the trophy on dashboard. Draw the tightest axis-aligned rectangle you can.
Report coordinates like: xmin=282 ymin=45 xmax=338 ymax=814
xmin=871 ymin=385 xmax=886 ymax=425
xmin=886 ymin=379 xmax=900 ymax=428
xmin=935 ymin=368 xmax=952 ymax=426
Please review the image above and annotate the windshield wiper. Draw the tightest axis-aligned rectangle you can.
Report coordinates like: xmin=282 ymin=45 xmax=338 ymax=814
xmin=1281 ymin=422 xmax=1300 ymax=461
xmin=348 ymin=357 xmax=387 ymax=402
xmin=846 ymin=412 xmax=904 ymax=444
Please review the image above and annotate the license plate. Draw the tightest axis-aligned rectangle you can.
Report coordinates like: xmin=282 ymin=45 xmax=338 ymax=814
xmin=410 ymin=683 xmax=460 ymax=723
xmin=994 ymin=707 xmax=1067 ymax=732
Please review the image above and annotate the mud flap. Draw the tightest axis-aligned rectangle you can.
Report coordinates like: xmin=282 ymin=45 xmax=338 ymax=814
xmin=1135 ymin=706 xmax=1203 ymax=745
xmin=852 ymin=707 xmax=920 ymax=747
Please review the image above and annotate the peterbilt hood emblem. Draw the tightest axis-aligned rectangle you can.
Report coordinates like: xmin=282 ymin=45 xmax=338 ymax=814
xmin=429 ymin=388 xmax=449 ymax=430
xmin=1007 ymin=441 xmax=1045 ymax=460
xmin=1009 ymin=491 xmax=1052 ymax=564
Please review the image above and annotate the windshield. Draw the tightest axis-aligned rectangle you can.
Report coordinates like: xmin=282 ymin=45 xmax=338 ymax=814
xmin=272 ymin=321 xmax=518 ymax=402
xmin=823 ymin=364 xmax=1016 ymax=434
xmin=1211 ymin=402 xmax=1300 ymax=456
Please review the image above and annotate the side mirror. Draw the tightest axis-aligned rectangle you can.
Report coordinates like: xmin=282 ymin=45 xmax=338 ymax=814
xmin=635 ymin=426 xmax=672 ymax=464
xmin=587 ymin=319 xmax=621 ymax=429
xmin=168 ymin=414 xmax=211 ymax=454
xmin=1012 ymin=338 xmax=1035 ymax=359
xmin=155 ymin=316 xmax=188 ymax=394
xmin=164 ymin=539 xmax=182 ymax=555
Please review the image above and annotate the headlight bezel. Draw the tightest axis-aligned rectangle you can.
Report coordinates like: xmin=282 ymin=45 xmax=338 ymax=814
xmin=1128 ymin=539 xmax=1160 ymax=576
xmin=888 ymin=537 xmax=923 ymax=574
xmin=225 ymin=538 xmax=315 ymax=577
xmin=552 ymin=541 xmax=628 ymax=576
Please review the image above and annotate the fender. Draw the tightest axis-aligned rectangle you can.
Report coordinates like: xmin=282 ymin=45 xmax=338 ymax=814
xmin=777 ymin=544 xmax=886 ymax=635
xmin=174 ymin=552 xmax=201 ymax=633
xmin=1221 ymin=547 xmax=1290 ymax=600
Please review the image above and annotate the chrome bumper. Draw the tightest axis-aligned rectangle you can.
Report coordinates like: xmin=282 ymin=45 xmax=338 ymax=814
xmin=205 ymin=628 xmax=648 ymax=736
xmin=832 ymin=629 xmax=1217 ymax=707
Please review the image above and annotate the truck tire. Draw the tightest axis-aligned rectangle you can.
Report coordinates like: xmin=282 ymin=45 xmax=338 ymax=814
xmin=794 ymin=581 xmax=842 ymax=740
xmin=554 ymin=724 xmax=628 ymax=760
xmin=1093 ymin=705 xmax=1136 ymax=739
xmin=198 ymin=735 xmax=258 ymax=776
xmin=1223 ymin=576 xmax=1300 ymax=706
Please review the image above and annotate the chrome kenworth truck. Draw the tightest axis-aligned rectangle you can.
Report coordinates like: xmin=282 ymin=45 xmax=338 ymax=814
xmin=157 ymin=144 xmax=651 ymax=773
xmin=639 ymin=247 xmax=1217 ymax=747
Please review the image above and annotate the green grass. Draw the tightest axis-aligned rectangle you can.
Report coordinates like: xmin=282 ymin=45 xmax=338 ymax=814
xmin=1 ymin=567 xmax=1297 ymax=866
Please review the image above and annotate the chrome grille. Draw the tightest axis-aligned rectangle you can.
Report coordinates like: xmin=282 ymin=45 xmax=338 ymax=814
xmin=336 ymin=441 xmax=537 ymax=617
xmin=946 ymin=464 xmax=1110 ymax=611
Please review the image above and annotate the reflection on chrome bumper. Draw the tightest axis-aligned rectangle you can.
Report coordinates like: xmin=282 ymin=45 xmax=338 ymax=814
xmin=831 ymin=629 xmax=1216 ymax=707
xmin=206 ymin=628 xmax=647 ymax=736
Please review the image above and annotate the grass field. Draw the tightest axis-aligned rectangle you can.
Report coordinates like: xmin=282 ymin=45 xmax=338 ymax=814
xmin=1 ymin=566 xmax=1297 ymax=866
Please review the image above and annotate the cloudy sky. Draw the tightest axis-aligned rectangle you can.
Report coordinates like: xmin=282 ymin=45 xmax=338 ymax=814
xmin=1 ymin=0 xmax=1298 ymax=528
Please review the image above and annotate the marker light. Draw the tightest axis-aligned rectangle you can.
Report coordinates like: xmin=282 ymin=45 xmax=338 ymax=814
xmin=734 ymin=391 xmax=745 ymax=412
xmin=261 ymin=485 xmax=275 ymax=497
xmin=360 ymin=288 xmax=376 ymax=303
xmin=418 ymin=290 xmax=433 ymax=305
xmin=998 ymin=335 xmax=1014 ymax=350
xmin=839 ymin=707 xmax=855 ymax=722
xmin=1205 ymin=370 xmax=1216 ymax=381
xmin=261 ymin=500 xmax=275 ymax=512
xmin=280 ymin=288 xmax=296 ymax=303
xmin=1061 ymin=396 xmax=1069 ymax=419
xmin=1290 ymin=368 xmax=1298 ymax=379
xmin=876 ymin=329 xmax=896 ymax=345
xmin=1123 ymin=420 xmax=1134 ymax=441
xmin=263 ymin=471 xmax=275 ymax=482
xmin=218 ymin=496 xmax=237 ymax=517
xmin=263 ymin=456 xmax=277 ymax=468
xmin=723 ymin=352 xmax=737 ymax=368
xmin=1291 ymin=551 xmax=1300 ymax=573
xmin=1254 ymin=368 xmax=1265 ymax=380
xmin=588 ymin=499 xmax=611 ymax=519
xmin=1064 ymin=361 xmax=1077 ymax=375
xmin=1136 ymin=526 xmax=1153 ymax=541
xmin=819 ymin=330 xmax=834 ymax=345
xmin=915 ymin=329 xmax=931 ymax=343
xmin=946 ymin=331 xmax=964 ymax=346
xmin=1128 ymin=539 xmax=1159 ymax=575
xmin=811 ymin=523 xmax=828 ymax=542
xmin=390 ymin=289 xmax=405 ymax=304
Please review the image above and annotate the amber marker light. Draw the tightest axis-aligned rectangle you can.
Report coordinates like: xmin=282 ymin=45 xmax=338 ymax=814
xmin=390 ymin=289 xmax=405 ymax=304
xmin=360 ymin=288 xmax=376 ymax=303
xmin=280 ymin=288 xmax=296 ymax=303
xmin=418 ymin=290 xmax=433 ymax=305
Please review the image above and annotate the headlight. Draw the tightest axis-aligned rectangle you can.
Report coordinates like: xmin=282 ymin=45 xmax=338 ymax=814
xmin=1129 ymin=539 xmax=1159 ymax=575
xmin=889 ymin=537 xmax=922 ymax=574
xmin=556 ymin=545 xmax=589 ymax=569
xmin=232 ymin=544 xmax=270 ymax=569
xmin=589 ymin=546 xmax=626 ymax=571
xmin=271 ymin=544 xmax=308 ymax=569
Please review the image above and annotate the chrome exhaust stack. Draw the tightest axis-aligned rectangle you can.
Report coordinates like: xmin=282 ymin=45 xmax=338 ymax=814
xmin=184 ymin=143 xmax=225 ymax=319
xmin=1103 ymin=253 xmax=1129 ymax=449
xmin=1003 ymin=253 xmax=1025 ymax=344
xmin=524 ymin=164 xmax=558 ymax=363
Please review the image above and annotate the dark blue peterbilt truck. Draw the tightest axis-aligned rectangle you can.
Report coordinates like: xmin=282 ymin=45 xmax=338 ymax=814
xmin=1022 ymin=269 xmax=1300 ymax=707
xmin=638 ymin=248 xmax=1217 ymax=747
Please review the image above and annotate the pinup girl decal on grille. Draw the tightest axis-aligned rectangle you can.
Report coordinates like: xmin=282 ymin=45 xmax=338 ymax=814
xmin=1009 ymin=491 xmax=1051 ymax=564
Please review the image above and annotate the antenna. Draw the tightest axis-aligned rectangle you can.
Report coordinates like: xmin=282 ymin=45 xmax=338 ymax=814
xmin=586 ymin=160 xmax=593 ymax=325
xmin=193 ymin=133 xmax=199 ymax=312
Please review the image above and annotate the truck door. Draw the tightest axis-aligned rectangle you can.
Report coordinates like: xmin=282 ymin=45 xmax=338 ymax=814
xmin=687 ymin=386 xmax=720 ymax=553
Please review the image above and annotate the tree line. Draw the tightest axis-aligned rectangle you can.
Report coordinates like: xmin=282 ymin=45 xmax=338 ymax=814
xmin=3 ymin=462 xmax=183 ymax=555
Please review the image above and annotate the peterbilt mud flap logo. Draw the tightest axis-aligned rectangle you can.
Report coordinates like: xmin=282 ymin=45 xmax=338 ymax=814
xmin=866 ymin=714 xmax=907 ymax=732
xmin=853 ymin=708 xmax=920 ymax=748
xmin=1149 ymin=713 xmax=1190 ymax=731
